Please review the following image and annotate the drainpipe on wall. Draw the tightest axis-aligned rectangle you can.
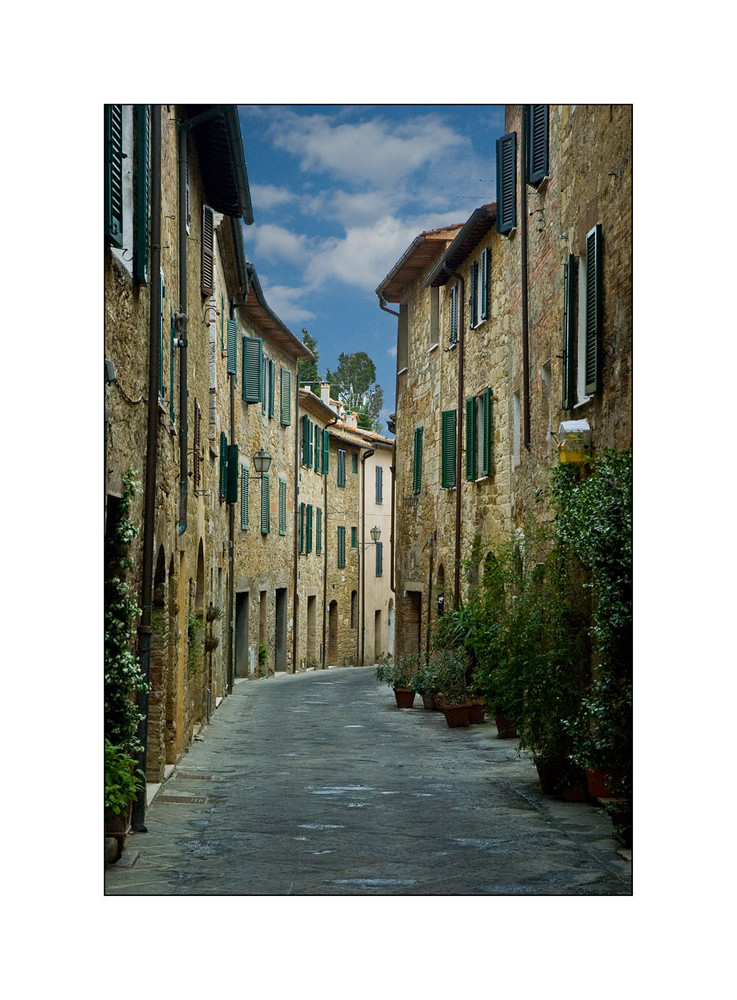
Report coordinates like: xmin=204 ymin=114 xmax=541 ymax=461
xmin=132 ymin=103 xmax=162 ymax=832
xmin=520 ymin=110 xmax=531 ymax=451
xmin=360 ymin=447 xmax=375 ymax=666
xmin=321 ymin=412 xmax=340 ymax=668
xmin=292 ymin=374 xmax=300 ymax=674
xmin=379 ymin=298 xmax=400 ymax=598
xmin=443 ymin=262 xmax=465 ymax=604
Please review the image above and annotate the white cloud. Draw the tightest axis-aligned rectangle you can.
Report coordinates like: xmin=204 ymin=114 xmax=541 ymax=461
xmin=259 ymin=283 xmax=316 ymax=326
xmin=250 ymin=224 xmax=308 ymax=264
xmin=387 ymin=345 xmax=397 ymax=359
xmin=250 ymin=184 xmax=295 ymax=211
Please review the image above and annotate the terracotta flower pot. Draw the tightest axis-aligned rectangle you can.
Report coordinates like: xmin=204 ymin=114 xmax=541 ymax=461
xmin=494 ymin=713 xmax=518 ymax=739
xmin=467 ymin=701 xmax=485 ymax=724
xmin=585 ymin=768 xmax=618 ymax=799
xmin=421 ymin=693 xmax=436 ymax=710
xmin=442 ymin=703 xmax=471 ymax=728
xmin=393 ymin=687 xmax=416 ymax=709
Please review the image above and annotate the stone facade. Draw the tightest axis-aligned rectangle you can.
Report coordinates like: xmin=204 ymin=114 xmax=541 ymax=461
xmin=379 ymin=105 xmax=632 ymax=664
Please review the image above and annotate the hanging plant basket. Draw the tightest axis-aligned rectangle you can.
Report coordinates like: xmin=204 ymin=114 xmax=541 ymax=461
xmin=204 ymin=634 xmax=220 ymax=653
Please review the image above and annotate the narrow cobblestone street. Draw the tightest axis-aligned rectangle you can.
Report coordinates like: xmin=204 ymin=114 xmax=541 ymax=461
xmin=105 ymin=665 xmax=631 ymax=895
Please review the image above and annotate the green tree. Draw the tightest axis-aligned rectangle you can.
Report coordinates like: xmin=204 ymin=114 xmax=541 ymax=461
xmin=325 ymin=351 xmax=384 ymax=433
xmin=298 ymin=328 xmax=321 ymax=388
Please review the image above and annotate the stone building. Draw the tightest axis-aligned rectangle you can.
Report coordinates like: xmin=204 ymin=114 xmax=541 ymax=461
xmin=105 ymin=105 xmax=313 ymax=799
xmin=378 ymin=105 xmax=632 ymax=663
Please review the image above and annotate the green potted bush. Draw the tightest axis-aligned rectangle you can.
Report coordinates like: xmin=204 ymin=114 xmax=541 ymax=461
xmin=375 ymin=655 xmax=419 ymax=708
xmin=105 ymin=739 xmax=144 ymax=861
xmin=433 ymin=648 xmax=473 ymax=727
xmin=409 ymin=658 xmax=442 ymax=710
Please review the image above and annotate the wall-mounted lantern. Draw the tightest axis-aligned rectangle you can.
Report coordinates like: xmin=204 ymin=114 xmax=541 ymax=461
xmin=251 ymin=448 xmax=273 ymax=479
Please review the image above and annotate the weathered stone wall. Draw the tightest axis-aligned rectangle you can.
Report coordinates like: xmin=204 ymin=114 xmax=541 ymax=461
xmin=325 ymin=428 xmax=363 ymax=666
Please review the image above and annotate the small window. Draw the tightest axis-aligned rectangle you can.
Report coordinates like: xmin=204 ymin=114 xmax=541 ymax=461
xmin=441 ymin=410 xmax=456 ymax=488
xmin=375 ymin=541 xmax=383 ymax=578
xmin=240 ymin=467 xmax=249 ymax=530
xmin=306 ymin=504 xmax=313 ymax=553
xmin=227 ymin=319 xmax=238 ymax=377
xmin=278 ymin=478 xmax=287 ymax=536
xmin=449 ymin=284 xmax=459 ymax=345
xmin=242 ymin=336 xmax=263 ymax=404
xmin=280 ymin=368 xmax=291 ymax=425
xmin=260 ymin=474 xmax=270 ymax=535
xmin=351 ymin=526 xmax=357 ymax=548
xmin=430 ymin=287 xmax=440 ymax=348
xmin=337 ymin=526 xmax=346 ymax=568
xmin=466 ymin=389 xmax=493 ymax=480
xmin=301 ymin=415 xmax=314 ymax=468
xmin=337 ymin=449 xmax=346 ymax=488
xmin=469 ymin=262 xmax=479 ymax=329
xmin=201 ymin=205 xmax=215 ymax=296
xmin=315 ymin=507 xmax=322 ymax=554
xmin=375 ymin=465 xmax=383 ymax=504
xmin=351 ymin=452 xmax=358 ymax=474
xmin=526 ymin=105 xmax=549 ymax=186
xmin=480 ymin=248 xmax=490 ymax=321
xmin=412 ymin=427 xmax=423 ymax=494
xmin=496 ymin=132 xmax=517 ymax=234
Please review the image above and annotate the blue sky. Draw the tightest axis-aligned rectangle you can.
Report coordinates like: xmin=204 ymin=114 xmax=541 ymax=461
xmin=237 ymin=105 xmax=506 ymax=431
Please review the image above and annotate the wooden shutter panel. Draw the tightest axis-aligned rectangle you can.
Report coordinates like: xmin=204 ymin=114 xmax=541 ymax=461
xmin=240 ymin=467 xmax=249 ymax=529
xmin=337 ymin=526 xmax=346 ymax=568
xmin=496 ymin=132 xmax=517 ymax=234
xmin=562 ymin=255 xmax=576 ymax=409
xmin=105 ymin=104 xmax=124 ymax=248
xmin=307 ymin=418 xmax=314 ymax=468
xmin=466 ymin=397 xmax=477 ymax=481
xmin=306 ymin=504 xmax=313 ymax=553
xmin=322 ymin=429 xmax=330 ymax=474
xmin=299 ymin=502 xmax=305 ymax=552
xmin=262 ymin=354 xmax=268 ymax=415
xmin=242 ymin=336 xmax=263 ymax=403
xmin=338 ymin=450 xmax=346 ymax=487
xmin=219 ymin=431 xmax=228 ymax=501
xmin=585 ymin=224 xmax=603 ymax=396
xmin=280 ymin=369 xmax=291 ymax=425
xmin=279 ymin=479 xmax=287 ymax=535
xmin=261 ymin=474 xmax=270 ymax=534
xmin=227 ymin=319 xmax=237 ymax=376
xmin=441 ymin=410 xmax=457 ymax=489
xmin=314 ymin=426 xmax=322 ymax=473
xmin=316 ymin=507 xmax=322 ymax=554
xmin=351 ymin=526 xmax=357 ymax=548
xmin=376 ymin=465 xmax=383 ymax=504
xmin=376 ymin=541 xmax=383 ymax=577
xmin=268 ymin=360 xmax=276 ymax=419
xmin=450 ymin=284 xmax=458 ymax=345
xmin=469 ymin=262 xmax=478 ymax=329
xmin=412 ymin=427 xmax=423 ymax=494
xmin=527 ymin=105 xmax=549 ymax=185
xmin=201 ymin=205 xmax=215 ymax=295
xmin=135 ymin=105 xmax=150 ymax=284
xmin=482 ymin=387 xmax=493 ymax=476
xmin=227 ymin=444 xmax=239 ymax=504
xmin=481 ymin=248 xmax=490 ymax=320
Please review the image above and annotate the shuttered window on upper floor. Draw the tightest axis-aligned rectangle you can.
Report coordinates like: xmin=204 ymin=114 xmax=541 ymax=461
xmin=242 ymin=336 xmax=263 ymax=403
xmin=280 ymin=368 xmax=292 ymax=425
xmin=375 ymin=541 xmax=383 ymax=578
xmin=496 ymin=132 xmax=517 ymax=235
xmin=302 ymin=415 xmax=314 ymax=468
xmin=316 ymin=507 xmax=322 ymax=554
xmin=397 ymin=303 xmax=408 ymax=371
xmin=279 ymin=478 xmax=287 ymax=536
xmin=260 ymin=474 xmax=270 ymax=534
xmin=306 ymin=504 xmax=313 ymax=553
xmin=227 ymin=444 xmax=239 ymax=504
xmin=526 ymin=105 xmax=549 ymax=186
xmin=337 ymin=526 xmax=346 ymax=568
xmin=584 ymin=224 xmax=603 ymax=396
xmin=449 ymin=284 xmax=458 ymax=345
xmin=268 ymin=360 xmax=276 ymax=419
xmin=227 ymin=319 xmax=238 ymax=377
xmin=412 ymin=427 xmax=423 ymax=494
xmin=134 ymin=104 xmax=150 ymax=284
xmin=219 ymin=431 xmax=228 ymax=501
xmin=466 ymin=389 xmax=494 ymax=480
xmin=469 ymin=262 xmax=479 ymax=329
xmin=337 ymin=449 xmax=346 ymax=488
xmin=562 ymin=254 xmax=576 ymax=410
xmin=375 ymin=465 xmax=383 ymax=504
xmin=240 ymin=466 xmax=249 ymax=529
xmin=105 ymin=104 xmax=124 ymax=248
xmin=322 ymin=429 xmax=330 ymax=474
xmin=201 ymin=205 xmax=215 ymax=296
xmin=480 ymin=248 xmax=490 ymax=321
xmin=441 ymin=410 xmax=457 ymax=489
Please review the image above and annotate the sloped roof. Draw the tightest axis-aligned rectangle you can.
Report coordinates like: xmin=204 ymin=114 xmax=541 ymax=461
xmin=375 ymin=224 xmax=463 ymax=303
xmin=185 ymin=104 xmax=254 ymax=223
xmin=424 ymin=204 xmax=497 ymax=287
xmin=245 ymin=266 xmax=314 ymax=361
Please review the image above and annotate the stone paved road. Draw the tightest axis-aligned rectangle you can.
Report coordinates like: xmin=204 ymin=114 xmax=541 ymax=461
xmin=105 ymin=666 xmax=632 ymax=895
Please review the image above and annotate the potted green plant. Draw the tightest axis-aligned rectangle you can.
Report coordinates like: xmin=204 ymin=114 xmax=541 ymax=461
xmin=434 ymin=648 xmax=473 ymax=727
xmin=105 ymin=739 xmax=144 ymax=862
xmin=375 ymin=655 xmax=418 ymax=708
xmin=410 ymin=659 xmax=441 ymax=710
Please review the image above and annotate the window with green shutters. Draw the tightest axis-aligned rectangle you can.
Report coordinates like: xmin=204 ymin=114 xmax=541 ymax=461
xmin=441 ymin=410 xmax=457 ymax=489
xmin=351 ymin=452 xmax=358 ymax=474
xmin=280 ymin=369 xmax=292 ymax=425
xmin=221 ymin=294 xmax=226 ymax=353
xmin=322 ymin=429 xmax=330 ymax=474
xmin=306 ymin=504 xmax=313 ymax=553
xmin=562 ymin=254 xmax=576 ymax=409
xmin=301 ymin=415 xmax=314 ymax=468
xmin=449 ymin=284 xmax=458 ymax=345
xmin=314 ymin=426 xmax=322 ymax=473
xmin=375 ymin=541 xmax=383 ymax=577
xmin=201 ymin=205 xmax=215 ymax=296
xmin=469 ymin=261 xmax=478 ymax=329
xmin=299 ymin=502 xmax=305 ymax=553
xmin=337 ymin=449 xmax=346 ymax=488
xmin=496 ymin=132 xmax=517 ymax=235
xmin=279 ymin=478 xmax=287 ymax=536
xmin=134 ymin=105 xmax=150 ymax=285
xmin=240 ymin=466 xmax=249 ymax=529
xmin=337 ymin=526 xmax=346 ymax=568
xmin=412 ymin=427 xmax=423 ymax=494
xmin=466 ymin=397 xmax=478 ymax=481
xmin=227 ymin=444 xmax=239 ymax=504
xmin=584 ymin=224 xmax=602 ymax=396
xmin=268 ymin=360 xmax=276 ymax=419
xmin=242 ymin=336 xmax=263 ymax=403
xmin=351 ymin=526 xmax=357 ymax=548
xmin=105 ymin=104 xmax=124 ymax=248
xmin=219 ymin=431 xmax=228 ymax=501
xmin=375 ymin=465 xmax=383 ymax=504
xmin=227 ymin=319 xmax=238 ymax=377
xmin=526 ymin=105 xmax=549 ymax=186
xmin=262 ymin=355 xmax=268 ymax=415
xmin=480 ymin=248 xmax=490 ymax=321
xmin=315 ymin=507 xmax=322 ymax=554
xmin=481 ymin=387 xmax=493 ymax=476
xmin=260 ymin=474 xmax=270 ymax=534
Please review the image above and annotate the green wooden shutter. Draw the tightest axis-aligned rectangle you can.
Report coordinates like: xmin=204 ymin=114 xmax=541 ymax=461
xmin=221 ymin=294 xmax=225 ymax=352
xmin=562 ymin=255 xmax=576 ymax=409
xmin=242 ymin=336 xmax=263 ymax=403
xmin=412 ymin=427 xmax=423 ymax=494
xmin=105 ymin=104 xmax=124 ymax=248
xmin=280 ymin=369 xmax=291 ymax=425
xmin=481 ymin=248 xmax=490 ymax=320
xmin=481 ymin=387 xmax=493 ymax=476
xmin=351 ymin=526 xmax=357 ymax=548
xmin=307 ymin=418 xmax=314 ymax=468
xmin=306 ymin=504 xmax=313 ymax=553
xmin=376 ymin=465 xmax=383 ymax=504
xmin=337 ymin=526 xmax=346 ymax=568
xmin=201 ymin=205 xmax=215 ymax=295
xmin=219 ymin=431 xmax=228 ymax=501
xmin=262 ymin=354 xmax=268 ymax=415
xmin=135 ymin=105 xmax=150 ymax=284
xmin=337 ymin=450 xmax=346 ymax=488
xmin=240 ymin=467 xmax=249 ymax=529
xmin=466 ymin=397 xmax=478 ymax=481
xmin=585 ymin=224 xmax=603 ymax=396
xmin=268 ymin=361 xmax=276 ymax=419
xmin=227 ymin=320 xmax=237 ymax=376
xmin=376 ymin=541 xmax=383 ymax=577
xmin=316 ymin=507 xmax=322 ymax=554
xmin=469 ymin=261 xmax=478 ymax=329
xmin=449 ymin=284 xmax=458 ymax=345
xmin=526 ymin=105 xmax=549 ymax=185
xmin=322 ymin=429 xmax=330 ymax=474
xmin=299 ymin=502 xmax=305 ymax=552
xmin=261 ymin=474 xmax=270 ymax=534
xmin=279 ymin=479 xmax=287 ymax=535
xmin=496 ymin=132 xmax=517 ymax=234
xmin=441 ymin=410 xmax=456 ymax=489
xmin=314 ymin=426 xmax=322 ymax=473
xmin=227 ymin=444 xmax=239 ymax=504
xmin=352 ymin=452 xmax=358 ymax=474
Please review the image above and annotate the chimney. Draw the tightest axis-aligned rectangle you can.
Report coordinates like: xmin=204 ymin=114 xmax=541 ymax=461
xmin=320 ymin=382 xmax=331 ymax=406
xmin=347 ymin=412 xmax=358 ymax=429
